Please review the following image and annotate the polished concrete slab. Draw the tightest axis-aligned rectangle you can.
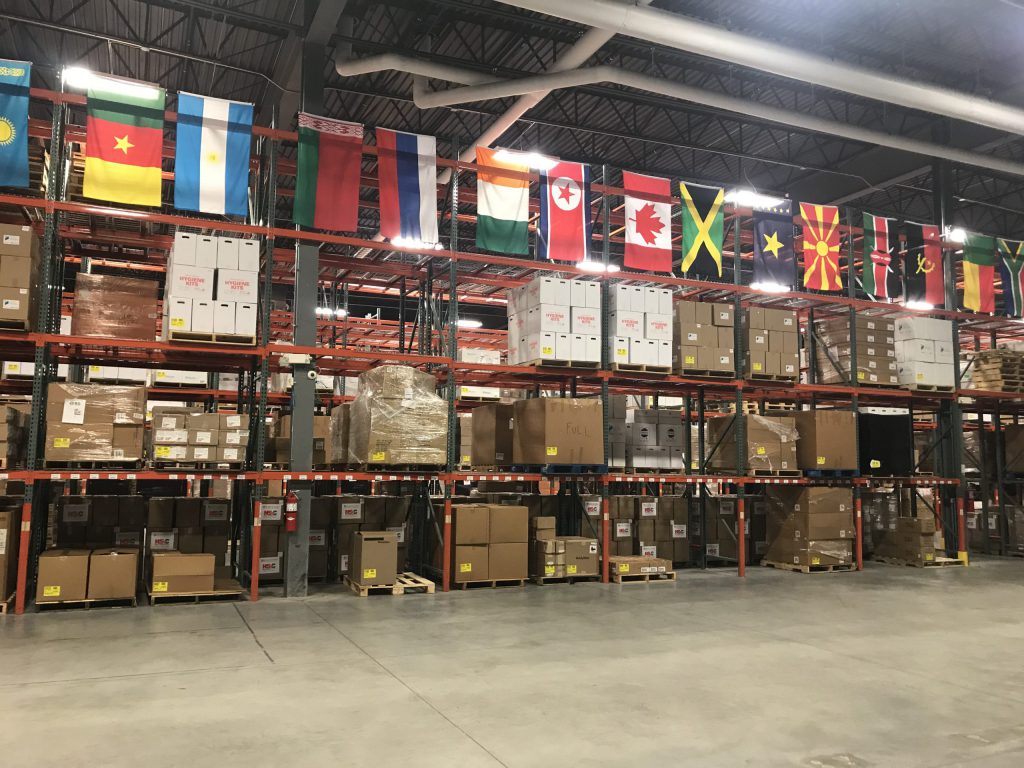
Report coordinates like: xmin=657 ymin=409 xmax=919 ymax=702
xmin=3 ymin=558 xmax=1024 ymax=767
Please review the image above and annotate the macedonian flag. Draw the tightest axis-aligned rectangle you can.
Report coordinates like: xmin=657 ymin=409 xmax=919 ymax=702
xmin=83 ymin=77 xmax=165 ymax=206
xmin=800 ymin=202 xmax=842 ymax=291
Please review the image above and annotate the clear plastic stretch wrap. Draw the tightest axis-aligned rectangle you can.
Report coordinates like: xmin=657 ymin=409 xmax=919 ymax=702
xmin=44 ymin=383 xmax=147 ymax=462
xmin=705 ymin=415 xmax=799 ymax=473
xmin=71 ymin=273 xmax=159 ymax=341
xmin=763 ymin=486 xmax=855 ymax=567
xmin=348 ymin=365 xmax=448 ymax=465
xmin=328 ymin=403 xmax=352 ymax=464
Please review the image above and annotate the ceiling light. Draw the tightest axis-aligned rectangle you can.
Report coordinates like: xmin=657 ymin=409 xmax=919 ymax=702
xmin=457 ymin=318 xmax=483 ymax=328
xmin=392 ymin=236 xmax=443 ymax=250
xmin=904 ymin=301 xmax=933 ymax=311
xmin=577 ymin=260 xmax=620 ymax=273
xmin=63 ymin=67 xmax=162 ymax=99
xmin=335 ymin=308 xmax=348 ymax=318
xmin=494 ymin=148 xmax=557 ymax=171
xmin=945 ymin=226 xmax=968 ymax=244
xmin=724 ymin=188 xmax=786 ymax=209
xmin=315 ymin=307 xmax=331 ymax=317
xmin=749 ymin=281 xmax=790 ymax=294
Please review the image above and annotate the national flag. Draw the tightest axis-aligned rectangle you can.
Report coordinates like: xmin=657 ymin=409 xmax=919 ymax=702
xmin=752 ymin=199 xmax=795 ymax=288
xmin=997 ymin=238 xmax=1024 ymax=317
xmin=903 ymin=222 xmax=945 ymax=306
xmin=475 ymin=146 xmax=529 ymax=255
xmin=83 ymin=76 xmax=165 ymax=206
xmin=623 ymin=171 xmax=672 ymax=272
xmin=799 ymin=202 xmax=842 ymax=291
xmin=294 ymin=113 xmax=363 ymax=232
xmin=678 ymin=182 xmax=724 ymax=278
xmin=0 ymin=59 xmax=30 ymax=188
xmin=538 ymin=160 xmax=591 ymax=262
xmin=861 ymin=213 xmax=900 ymax=300
xmin=962 ymin=234 xmax=996 ymax=313
xmin=173 ymin=93 xmax=253 ymax=217
xmin=377 ymin=128 xmax=438 ymax=244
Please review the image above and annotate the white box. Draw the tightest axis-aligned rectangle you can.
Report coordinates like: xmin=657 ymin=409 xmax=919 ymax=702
xmin=628 ymin=286 xmax=646 ymax=312
xmin=236 ymin=303 xmax=257 ymax=336
xmin=644 ymin=313 xmax=672 ymax=341
xmin=896 ymin=339 xmax=935 ymax=363
xmin=86 ymin=364 xmax=118 ymax=382
xmin=608 ymin=284 xmax=631 ymax=312
xmin=934 ymin=341 xmax=955 ymax=363
xmin=609 ymin=310 xmax=644 ymax=339
xmin=524 ymin=276 xmax=570 ymax=307
xmin=238 ymin=239 xmax=260 ymax=272
xmin=609 ymin=336 xmax=629 ymax=365
xmin=556 ymin=332 xmax=572 ymax=360
xmin=154 ymin=369 xmax=208 ymax=386
xmin=655 ymin=288 xmax=673 ymax=316
xmin=60 ymin=315 xmax=72 ymax=334
xmin=116 ymin=367 xmax=150 ymax=384
xmin=520 ymin=331 xmax=559 ymax=362
xmin=571 ymin=306 xmax=600 ymax=335
xmin=214 ymin=301 xmax=236 ymax=334
xmin=192 ymin=300 xmax=214 ymax=333
xmin=583 ymin=281 xmax=601 ymax=308
xmin=630 ymin=338 xmax=652 ymax=365
xmin=195 ymin=235 xmax=218 ymax=268
xmin=171 ymin=231 xmax=197 ymax=266
xmin=569 ymin=280 xmax=587 ymax=309
xmin=657 ymin=340 xmax=672 ymax=367
xmin=898 ymin=360 xmax=955 ymax=387
xmin=164 ymin=297 xmax=192 ymax=333
xmin=216 ymin=269 xmax=259 ymax=303
xmin=586 ymin=335 xmax=600 ymax=363
xmin=508 ymin=321 xmax=520 ymax=360
xmin=166 ymin=264 xmax=215 ymax=300
xmin=521 ymin=304 xmax=571 ymax=335
xmin=895 ymin=317 xmax=952 ymax=342
xmin=216 ymin=237 xmax=240 ymax=270
xmin=571 ymin=334 xmax=589 ymax=362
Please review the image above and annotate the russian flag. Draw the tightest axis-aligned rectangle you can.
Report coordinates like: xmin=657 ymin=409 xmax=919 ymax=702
xmin=377 ymin=128 xmax=438 ymax=245
xmin=174 ymin=93 xmax=253 ymax=217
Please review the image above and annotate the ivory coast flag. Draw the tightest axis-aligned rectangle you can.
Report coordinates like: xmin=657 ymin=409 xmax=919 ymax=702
xmin=83 ymin=77 xmax=165 ymax=206
xmin=476 ymin=146 xmax=530 ymax=255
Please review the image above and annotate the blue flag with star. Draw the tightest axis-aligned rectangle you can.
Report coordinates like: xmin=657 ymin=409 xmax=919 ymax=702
xmin=752 ymin=199 xmax=795 ymax=289
xmin=0 ymin=59 xmax=30 ymax=188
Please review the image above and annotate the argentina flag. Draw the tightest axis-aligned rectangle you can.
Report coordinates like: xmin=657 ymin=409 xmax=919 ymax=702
xmin=173 ymin=92 xmax=253 ymax=217
xmin=0 ymin=59 xmax=30 ymax=189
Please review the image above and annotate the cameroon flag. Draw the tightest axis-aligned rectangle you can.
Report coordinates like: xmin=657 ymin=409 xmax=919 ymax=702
xmin=83 ymin=78 xmax=165 ymax=206
xmin=962 ymin=234 xmax=996 ymax=313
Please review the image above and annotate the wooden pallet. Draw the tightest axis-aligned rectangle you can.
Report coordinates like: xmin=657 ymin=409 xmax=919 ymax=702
xmin=453 ymin=578 xmax=526 ymax=590
xmin=344 ymin=572 xmax=435 ymax=597
xmin=610 ymin=570 xmax=677 ymax=584
xmin=166 ymin=330 xmax=257 ymax=347
xmin=521 ymin=358 xmax=601 ymax=369
xmin=803 ymin=469 xmax=860 ymax=478
xmin=611 ymin=363 xmax=671 ymax=374
xmin=0 ymin=592 xmax=13 ymax=614
xmin=531 ymin=574 xmax=601 ymax=585
xmin=37 ymin=595 xmax=137 ymax=610
xmin=0 ymin=319 xmax=30 ymax=332
xmin=609 ymin=362 xmax=645 ymax=372
xmin=748 ymin=374 xmax=799 ymax=383
xmin=151 ymin=462 xmax=245 ymax=470
xmin=762 ymin=560 xmax=855 ymax=574
xmin=873 ymin=555 xmax=965 ymax=568
xmin=43 ymin=461 xmax=144 ymax=469
xmin=148 ymin=579 xmax=243 ymax=605
xmin=676 ymin=368 xmax=734 ymax=379
xmin=904 ymin=383 xmax=956 ymax=393
xmin=749 ymin=469 xmax=803 ymax=478
xmin=508 ymin=463 xmax=607 ymax=475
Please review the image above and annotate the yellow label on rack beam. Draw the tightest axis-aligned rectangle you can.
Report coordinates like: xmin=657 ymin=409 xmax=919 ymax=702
xmin=869 ymin=459 xmax=881 ymax=468
xmin=460 ymin=562 xmax=472 ymax=573
xmin=756 ymin=446 xmax=766 ymax=455
xmin=545 ymin=565 xmax=555 ymax=576
xmin=363 ymin=568 xmax=376 ymax=579
xmin=753 ymin=362 xmax=763 ymax=371
xmin=152 ymin=581 xmax=168 ymax=593
xmin=816 ymin=456 xmax=826 ymax=465
xmin=53 ymin=438 xmax=70 ymax=448
xmin=546 ymin=446 xmax=558 ymax=456
xmin=371 ymin=451 xmax=386 ymax=462
xmin=43 ymin=585 xmax=60 ymax=597
xmin=619 ymin=563 xmax=630 ymax=573
xmin=567 ymin=564 xmax=578 ymax=575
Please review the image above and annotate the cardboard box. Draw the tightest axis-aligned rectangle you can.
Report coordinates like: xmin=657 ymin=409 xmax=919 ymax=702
xmin=150 ymin=552 xmax=215 ymax=593
xmin=512 ymin=397 xmax=603 ymax=465
xmin=488 ymin=542 xmax=527 ymax=580
xmin=350 ymin=531 xmax=398 ymax=586
xmin=453 ymin=544 xmax=488 ymax=582
xmin=87 ymin=549 xmax=138 ymax=599
xmin=454 ymin=504 xmax=489 ymax=544
xmin=72 ymin=273 xmax=159 ymax=340
xmin=216 ymin=269 xmax=259 ymax=303
xmin=489 ymin=505 xmax=528 ymax=543
xmin=0 ymin=508 xmax=19 ymax=599
xmin=561 ymin=536 xmax=599 ymax=576
xmin=0 ymin=286 xmax=33 ymax=327
xmin=36 ymin=549 xmax=90 ymax=602
xmin=471 ymin=403 xmax=514 ymax=467
xmin=0 ymin=223 xmax=37 ymax=258
xmin=792 ymin=410 xmax=858 ymax=470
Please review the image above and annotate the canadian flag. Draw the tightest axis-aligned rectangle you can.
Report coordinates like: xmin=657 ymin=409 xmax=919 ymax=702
xmin=538 ymin=160 xmax=591 ymax=262
xmin=623 ymin=171 xmax=672 ymax=273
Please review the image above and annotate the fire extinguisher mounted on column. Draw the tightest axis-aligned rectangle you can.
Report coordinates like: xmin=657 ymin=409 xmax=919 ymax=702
xmin=285 ymin=491 xmax=299 ymax=533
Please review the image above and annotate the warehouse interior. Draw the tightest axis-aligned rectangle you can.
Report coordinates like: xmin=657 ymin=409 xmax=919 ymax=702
xmin=3 ymin=0 xmax=1024 ymax=765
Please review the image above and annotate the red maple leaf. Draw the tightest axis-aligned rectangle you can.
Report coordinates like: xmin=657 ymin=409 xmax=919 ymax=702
xmin=631 ymin=202 xmax=664 ymax=245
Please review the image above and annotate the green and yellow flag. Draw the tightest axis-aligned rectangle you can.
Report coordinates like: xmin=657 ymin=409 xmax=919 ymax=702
xmin=679 ymin=182 xmax=724 ymax=278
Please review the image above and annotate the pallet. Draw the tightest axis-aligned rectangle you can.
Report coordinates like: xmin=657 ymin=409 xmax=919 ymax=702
xmin=748 ymin=469 xmax=803 ymax=478
xmin=43 ymin=461 xmax=144 ymax=469
xmin=609 ymin=362 xmax=645 ymax=372
xmin=873 ymin=555 xmax=965 ymax=568
xmin=611 ymin=363 xmax=671 ymax=375
xmin=0 ymin=319 xmax=30 ymax=332
xmin=904 ymin=383 xmax=956 ymax=393
xmin=762 ymin=560 xmax=855 ymax=574
xmin=344 ymin=572 xmax=435 ymax=597
xmin=803 ymin=469 xmax=860 ymax=478
xmin=458 ymin=395 xmax=501 ymax=402
xmin=610 ymin=570 xmax=677 ymax=584
xmin=453 ymin=578 xmax=526 ymax=590
xmin=748 ymin=374 xmax=799 ymax=383
xmin=151 ymin=462 xmax=245 ymax=470
xmin=531 ymin=574 xmax=601 ymax=585
xmin=0 ymin=592 xmax=13 ymax=614
xmin=148 ymin=579 xmax=243 ymax=605
xmin=676 ymin=368 xmax=734 ymax=379
xmin=166 ymin=330 xmax=257 ymax=347
xmin=353 ymin=464 xmax=446 ymax=472
xmin=521 ymin=358 xmax=601 ymax=369
xmin=508 ymin=464 xmax=608 ymax=475
xmin=36 ymin=595 xmax=137 ymax=610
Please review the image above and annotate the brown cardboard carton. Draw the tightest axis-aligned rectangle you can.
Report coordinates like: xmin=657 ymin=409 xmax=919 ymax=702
xmin=87 ymin=549 xmax=138 ymax=599
xmin=512 ymin=397 xmax=603 ymax=465
xmin=489 ymin=542 xmax=527 ymax=580
xmin=0 ymin=223 xmax=37 ymax=258
xmin=471 ymin=403 xmax=515 ymax=467
xmin=72 ymin=273 xmax=159 ymax=340
xmin=0 ymin=508 xmax=19 ymax=599
xmin=609 ymin=555 xmax=671 ymax=575
xmin=0 ymin=286 xmax=33 ymax=327
xmin=148 ymin=498 xmax=175 ymax=528
xmin=489 ymin=505 xmax=528 ymax=543
xmin=175 ymin=497 xmax=202 ymax=528
xmin=764 ymin=308 xmax=798 ymax=333
xmin=350 ymin=531 xmax=398 ymax=586
xmin=46 ymin=382 xmax=147 ymax=426
xmin=150 ymin=552 xmax=215 ymax=593
xmin=36 ymin=549 xmax=90 ymax=602
xmin=561 ymin=536 xmax=599 ymax=576
xmin=453 ymin=544 xmax=488 ymax=582
xmin=119 ymin=496 xmax=146 ymax=529
xmin=336 ymin=522 xmax=360 ymax=574
xmin=792 ymin=410 xmax=858 ymax=470
xmin=532 ymin=514 xmax=556 ymax=541
xmin=361 ymin=497 xmax=387 ymax=528
xmin=177 ymin=527 xmax=204 ymax=554
xmin=454 ymin=504 xmax=489 ymax=544
xmin=705 ymin=415 xmax=798 ymax=473
xmin=328 ymin=403 xmax=351 ymax=464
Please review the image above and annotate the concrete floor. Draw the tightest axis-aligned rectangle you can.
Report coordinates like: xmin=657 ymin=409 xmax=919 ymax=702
xmin=3 ymin=560 xmax=1024 ymax=768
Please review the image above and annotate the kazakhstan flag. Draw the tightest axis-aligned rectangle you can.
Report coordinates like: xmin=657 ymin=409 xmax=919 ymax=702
xmin=0 ymin=59 xmax=30 ymax=188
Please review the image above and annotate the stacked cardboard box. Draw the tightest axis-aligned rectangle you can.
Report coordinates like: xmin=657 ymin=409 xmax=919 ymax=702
xmin=457 ymin=412 xmax=473 ymax=466
xmin=703 ymin=496 xmax=740 ymax=560
xmin=56 ymin=495 xmax=146 ymax=549
xmin=895 ymin=317 xmax=956 ymax=388
xmin=335 ymin=496 xmax=411 ymax=580
xmin=631 ymin=496 xmax=681 ymax=561
xmin=153 ymin=369 xmax=209 ymax=386
xmin=471 ymin=402 xmax=514 ymax=467
xmin=151 ymin=408 xmax=249 ymax=464
xmin=1003 ymin=424 xmax=1024 ymax=473
xmin=862 ymin=490 xmax=899 ymax=557
xmin=85 ymin=365 xmax=151 ymax=385
xmin=45 ymin=383 xmax=146 ymax=462
xmin=704 ymin=414 xmax=798 ymax=474
xmin=328 ymin=403 xmax=352 ymax=465
xmin=763 ymin=487 xmax=855 ymax=568
xmin=258 ymin=496 xmax=335 ymax=581
xmin=0 ymin=500 xmax=21 ymax=601
xmin=532 ymin=535 xmax=599 ymax=579
xmin=458 ymin=347 xmax=501 ymax=399
xmin=272 ymin=414 xmax=328 ymax=466
xmin=450 ymin=503 xmax=528 ymax=583
xmin=164 ymin=231 xmax=259 ymax=340
xmin=874 ymin=515 xmax=936 ymax=564
xmin=790 ymin=410 xmax=858 ymax=471
xmin=350 ymin=531 xmax=399 ymax=586
xmin=72 ymin=273 xmax=160 ymax=341
xmin=674 ymin=299 xmax=735 ymax=375
xmin=745 ymin=307 xmax=799 ymax=380
xmin=607 ymin=395 xmax=628 ymax=469
xmin=349 ymin=365 xmax=447 ymax=466
xmin=35 ymin=547 xmax=139 ymax=603
xmin=508 ymin=276 xmax=602 ymax=365
xmin=0 ymin=404 xmax=28 ymax=468
xmin=607 ymin=283 xmax=673 ymax=369
xmin=0 ymin=223 xmax=40 ymax=330
xmin=609 ymin=555 xmax=672 ymax=577
xmin=813 ymin=315 xmax=897 ymax=386
xmin=625 ymin=408 xmax=684 ymax=470
xmin=150 ymin=552 xmax=215 ymax=594
xmin=512 ymin=397 xmax=603 ymax=465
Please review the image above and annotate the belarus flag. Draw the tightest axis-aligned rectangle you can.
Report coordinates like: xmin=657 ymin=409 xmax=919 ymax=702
xmin=623 ymin=171 xmax=672 ymax=273
xmin=377 ymin=128 xmax=438 ymax=245
xmin=538 ymin=160 xmax=591 ymax=262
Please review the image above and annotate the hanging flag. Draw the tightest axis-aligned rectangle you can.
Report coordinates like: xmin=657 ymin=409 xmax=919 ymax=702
xmin=0 ymin=59 xmax=30 ymax=189
xmin=752 ymin=199 xmax=795 ymax=288
xmin=83 ymin=76 xmax=165 ymax=206
xmin=538 ymin=160 xmax=591 ymax=262
xmin=622 ymin=171 xmax=672 ymax=272
xmin=962 ymin=234 xmax=996 ymax=313
xmin=377 ymin=128 xmax=438 ymax=244
xmin=294 ymin=113 xmax=363 ymax=232
xmin=799 ymin=202 xmax=842 ymax=291
xmin=903 ymin=223 xmax=945 ymax=307
xmin=678 ymin=182 xmax=724 ymax=278
xmin=173 ymin=93 xmax=253 ymax=217
xmin=861 ymin=213 xmax=900 ymax=300
xmin=997 ymin=238 xmax=1024 ymax=317
xmin=475 ymin=146 xmax=529 ymax=255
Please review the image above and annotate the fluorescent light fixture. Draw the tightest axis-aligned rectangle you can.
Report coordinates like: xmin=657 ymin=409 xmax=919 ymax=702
xmin=391 ymin=236 xmax=442 ymax=250
xmin=315 ymin=306 xmax=331 ymax=317
xmin=493 ymin=148 xmax=557 ymax=171
xmin=904 ymin=300 xmax=934 ymax=311
xmin=457 ymin=318 xmax=483 ymax=329
xmin=945 ymin=226 xmax=968 ymax=244
xmin=749 ymin=281 xmax=790 ymax=294
xmin=62 ymin=67 xmax=161 ymax=99
xmin=577 ymin=260 xmax=621 ymax=273
xmin=335 ymin=308 xmax=348 ymax=318
xmin=724 ymin=188 xmax=786 ymax=209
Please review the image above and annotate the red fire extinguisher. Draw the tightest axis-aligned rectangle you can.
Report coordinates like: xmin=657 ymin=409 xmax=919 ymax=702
xmin=285 ymin=491 xmax=299 ymax=533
